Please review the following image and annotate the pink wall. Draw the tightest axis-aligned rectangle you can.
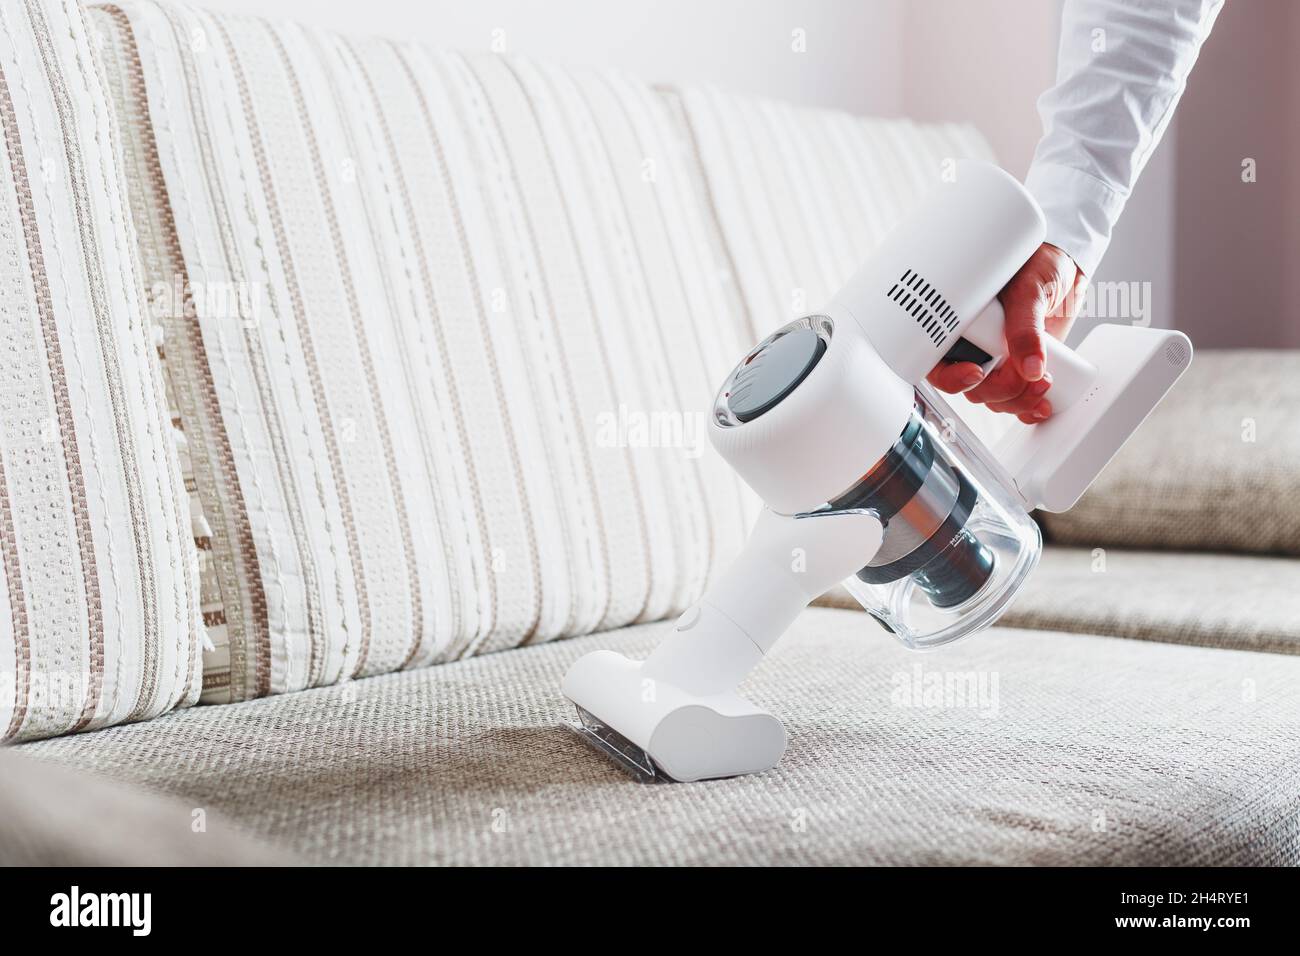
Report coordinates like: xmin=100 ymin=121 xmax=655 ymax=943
xmin=898 ymin=0 xmax=1300 ymax=349
xmin=899 ymin=0 xmax=1057 ymax=180
xmin=1174 ymin=0 xmax=1300 ymax=348
xmin=1291 ymin=5 xmax=1300 ymax=349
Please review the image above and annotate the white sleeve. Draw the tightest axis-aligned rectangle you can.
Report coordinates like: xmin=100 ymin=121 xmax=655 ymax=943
xmin=1024 ymin=0 xmax=1223 ymax=276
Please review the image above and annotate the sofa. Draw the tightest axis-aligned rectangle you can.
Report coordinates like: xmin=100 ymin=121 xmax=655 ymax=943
xmin=2 ymin=0 xmax=1299 ymax=867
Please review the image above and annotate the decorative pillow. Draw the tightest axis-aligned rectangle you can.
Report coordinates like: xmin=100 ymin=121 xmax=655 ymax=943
xmin=1039 ymin=350 xmax=1300 ymax=555
xmin=670 ymin=87 xmax=995 ymax=335
xmin=92 ymin=1 xmax=755 ymax=701
xmin=0 ymin=0 xmax=202 ymax=741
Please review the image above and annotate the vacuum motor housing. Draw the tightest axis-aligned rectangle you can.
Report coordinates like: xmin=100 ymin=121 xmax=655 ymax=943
xmin=714 ymin=317 xmax=997 ymax=614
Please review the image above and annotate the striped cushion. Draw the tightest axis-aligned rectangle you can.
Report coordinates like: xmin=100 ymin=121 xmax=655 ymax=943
xmin=92 ymin=1 xmax=756 ymax=701
xmin=671 ymin=86 xmax=997 ymax=341
xmin=0 ymin=0 xmax=202 ymax=742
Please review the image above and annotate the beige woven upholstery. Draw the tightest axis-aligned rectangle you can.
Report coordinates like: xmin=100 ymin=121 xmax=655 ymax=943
xmin=821 ymin=546 xmax=1300 ymax=656
xmin=20 ymin=608 xmax=1300 ymax=865
xmin=1006 ymin=546 xmax=1300 ymax=654
xmin=0 ymin=747 xmax=294 ymax=865
xmin=84 ymin=0 xmax=1015 ymax=709
xmin=5 ymin=0 xmax=1293 ymax=869
xmin=1041 ymin=349 xmax=1300 ymax=556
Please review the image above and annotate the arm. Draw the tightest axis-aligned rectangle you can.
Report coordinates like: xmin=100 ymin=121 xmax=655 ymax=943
xmin=930 ymin=0 xmax=1224 ymax=421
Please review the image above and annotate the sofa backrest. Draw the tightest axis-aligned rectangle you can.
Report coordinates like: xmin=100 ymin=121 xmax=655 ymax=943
xmin=92 ymin=0 xmax=765 ymax=702
xmin=77 ymin=0 xmax=1001 ymax=709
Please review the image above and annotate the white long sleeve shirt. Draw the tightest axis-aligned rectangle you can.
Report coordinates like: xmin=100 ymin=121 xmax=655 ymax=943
xmin=1024 ymin=0 xmax=1224 ymax=277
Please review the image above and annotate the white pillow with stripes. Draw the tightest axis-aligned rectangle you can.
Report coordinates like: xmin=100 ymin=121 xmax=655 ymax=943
xmin=0 ymin=0 xmax=202 ymax=742
xmin=673 ymin=86 xmax=998 ymax=337
xmin=94 ymin=0 xmax=755 ymax=702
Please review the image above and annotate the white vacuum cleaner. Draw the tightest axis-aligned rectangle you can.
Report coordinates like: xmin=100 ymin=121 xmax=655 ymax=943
xmin=563 ymin=160 xmax=1191 ymax=782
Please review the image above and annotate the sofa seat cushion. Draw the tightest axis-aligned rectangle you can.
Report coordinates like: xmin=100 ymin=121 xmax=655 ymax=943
xmin=1004 ymin=547 xmax=1300 ymax=655
xmin=19 ymin=608 xmax=1300 ymax=865
xmin=1039 ymin=349 xmax=1300 ymax=556
xmin=820 ymin=546 xmax=1300 ymax=655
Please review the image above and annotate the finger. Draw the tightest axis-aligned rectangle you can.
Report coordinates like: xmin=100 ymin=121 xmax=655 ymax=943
xmin=964 ymin=361 xmax=1030 ymax=405
xmin=1000 ymin=283 xmax=1048 ymax=382
xmin=988 ymin=393 xmax=1048 ymax=417
xmin=1017 ymin=399 xmax=1052 ymax=423
xmin=984 ymin=376 xmax=1053 ymax=417
xmin=991 ymin=397 xmax=1052 ymax=422
xmin=926 ymin=361 xmax=985 ymax=394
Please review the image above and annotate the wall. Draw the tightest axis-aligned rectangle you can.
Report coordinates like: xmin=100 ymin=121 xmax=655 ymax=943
xmin=896 ymin=0 xmax=1300 ymax=349
xmin=896 ymin=1 xmax=1178 ymax=341
xmin=899 ymin=0 xmax=1056 ymax=181
xmin=1290 ymin=3 xmax=1300 ymax=350
xmin=1174 ymin=0 xmax=1300 ymax=348
xmin=185 ymin=0 xmax=905 ymax=116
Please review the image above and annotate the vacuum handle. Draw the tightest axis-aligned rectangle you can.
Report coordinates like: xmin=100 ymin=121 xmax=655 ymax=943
xmin=995 ymin=323 xmax=1192 ymax=512
xmin=961 ymin=299 xmax=1098 ymax=412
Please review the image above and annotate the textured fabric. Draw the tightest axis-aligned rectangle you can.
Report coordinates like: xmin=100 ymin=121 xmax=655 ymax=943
xmin=0 ymin=0 xmax=201 ymax=742
xmin=1024 ymin=0 xmax=1224 ymax=276
xmin=93 ymin=4 xmax=239 ymax=704
xmin=673 ymin=86 xmax=996 ymax=343
xmin=91 ymin=2 xmax=755 ymax=702
xmin=1041 ymin=350 xmax=1300 ymax=555
xmin=20 ymin=608 xmax=1300 ymax=866
xmin=820 ymin=546 xmax=1300 ymax=656
xmin=0 ymin=747 xmax=295 ymax=865
xmin=1006 ymin=546 xmax=1300 ymax=655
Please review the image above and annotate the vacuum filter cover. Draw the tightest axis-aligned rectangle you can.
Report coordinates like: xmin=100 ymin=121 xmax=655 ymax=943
xmin=727 ymin=327 xmax=826 ymax=423
xmin=710 ymin=315 xmax=914 ymax=515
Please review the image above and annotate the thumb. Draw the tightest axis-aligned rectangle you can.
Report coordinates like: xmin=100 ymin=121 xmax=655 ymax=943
xmin=1000 ymin=283 xmax=1048 ymax=382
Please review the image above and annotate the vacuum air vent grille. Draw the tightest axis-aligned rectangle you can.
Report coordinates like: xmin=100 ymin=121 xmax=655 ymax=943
xmin=1164 ymin=338 xmax=1190 ymax=368
xmin=887 ymin=269 xmax=959 ymax=346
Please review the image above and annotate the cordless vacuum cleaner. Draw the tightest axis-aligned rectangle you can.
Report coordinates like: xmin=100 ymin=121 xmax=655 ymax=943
xmin=564 ymin=160 xmax=1191 ymax=782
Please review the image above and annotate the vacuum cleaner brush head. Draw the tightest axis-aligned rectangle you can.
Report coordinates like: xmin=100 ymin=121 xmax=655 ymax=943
xmin=567 ymin=706 xmax=661 ymax=782
xmin=561 ymin=642 xmax=789 ymax=783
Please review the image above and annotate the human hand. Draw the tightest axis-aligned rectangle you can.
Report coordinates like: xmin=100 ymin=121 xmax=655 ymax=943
xmin=927 ymin=243 xmax=1085 ymax=423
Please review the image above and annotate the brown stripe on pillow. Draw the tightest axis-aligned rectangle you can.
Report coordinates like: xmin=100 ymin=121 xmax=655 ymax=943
xmin=88 ymin=0 xmax=759 ymax=699
xmin=0 ymin=65 xmax=104 ymax=738
xmin=95 ymin=4 xmax=272 ymax=703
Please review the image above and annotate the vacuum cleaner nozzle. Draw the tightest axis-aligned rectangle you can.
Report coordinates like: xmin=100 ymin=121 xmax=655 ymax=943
xmin=563 ymin=508 xmax=884 ymax=782
xmin=563 ymin=642 xmax=789 ymax=782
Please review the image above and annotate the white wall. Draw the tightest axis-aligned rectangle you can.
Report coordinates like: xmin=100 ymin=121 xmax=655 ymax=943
xmin=187 ymin=0 xmax=905 ymax=116
xmin=899 ymin=0 xmax=1056 ymax=181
